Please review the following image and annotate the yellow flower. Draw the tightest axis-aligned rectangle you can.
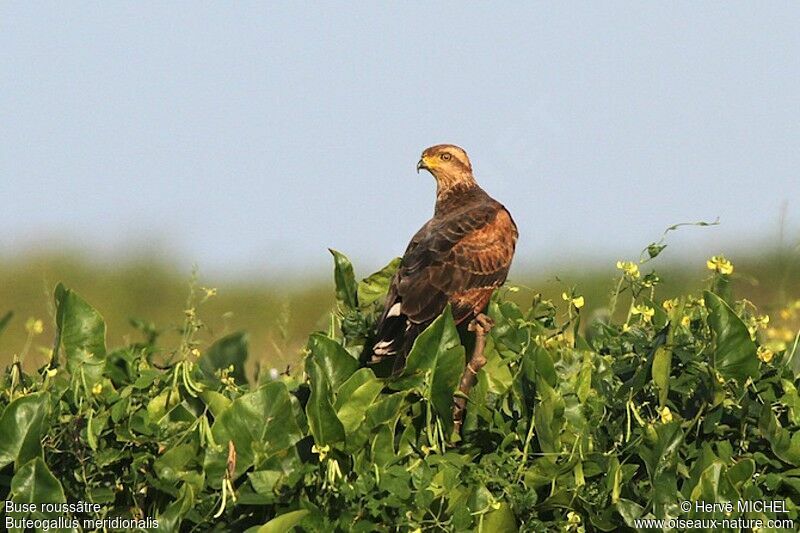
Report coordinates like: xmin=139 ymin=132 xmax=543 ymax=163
xmin=681 ymin=316 xmax=691 ymax=327
xmin=190 ymin=348 xmax=201 ymax=358
xmin=616 ymin=260 xmax=640 ymax=279
xmin=203 ymin=287 xmax=218 ymax=298
xmin=662 ymin=299 xmax=678 ymax=312
xmin=567 ymin=511 xmax=581 ymax=524
xmin=660 ymin=406 xmax=673 ymax=423
xmin=757 ymin=346 xmax=774 ymax=363
xmin=545 ymin=333 xmax=566 ymax=347
xmin=25 ymin=318 xmax=44 ymax=335
xmin=46 ymin=368 xmax=58 ymax=378
xmin=632 ymin=304 xmax=655 ymax=322
xmin=621 ymin=324 xmax=631 ymax=333
xmin=706 ymin=255 xmax=733 ymax=275
xmin=92 ymin=383 xmax=103 ymax=395
xmin=562 ymin=292 xmax=585 ymax=309
xmin=754 ymin=315 xmax=770 ymax=329
xmin=311 ymin=444 xmax=330 ymax=460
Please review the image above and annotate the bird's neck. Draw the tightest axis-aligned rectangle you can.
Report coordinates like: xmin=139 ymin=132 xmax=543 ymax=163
xmin=435 ymin=174 xmax=480 ymax=214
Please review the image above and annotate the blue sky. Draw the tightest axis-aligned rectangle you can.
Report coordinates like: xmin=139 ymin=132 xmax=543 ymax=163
xmin=2 ymin=3 xmax=799 ymax=279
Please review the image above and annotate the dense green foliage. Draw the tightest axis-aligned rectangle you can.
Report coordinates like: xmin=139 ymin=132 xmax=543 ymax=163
xmin=2 ymin=250 xmax=800 ymax=531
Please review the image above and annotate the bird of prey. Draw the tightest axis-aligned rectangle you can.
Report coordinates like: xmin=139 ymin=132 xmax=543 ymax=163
xmin=370 ymin=144 xmax=518 ymax=377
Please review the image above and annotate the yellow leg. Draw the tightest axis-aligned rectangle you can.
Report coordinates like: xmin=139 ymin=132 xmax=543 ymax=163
xmin=453 ymin=313 xmax=494 ymax=435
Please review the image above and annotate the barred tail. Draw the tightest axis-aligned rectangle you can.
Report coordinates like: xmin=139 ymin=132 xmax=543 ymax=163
xmin=369 ymin=301 xmax=424 ymax=375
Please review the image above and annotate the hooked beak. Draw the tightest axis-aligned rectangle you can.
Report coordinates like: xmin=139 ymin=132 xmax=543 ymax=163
xmin=416 ymin=158 xmax=427 ymax=173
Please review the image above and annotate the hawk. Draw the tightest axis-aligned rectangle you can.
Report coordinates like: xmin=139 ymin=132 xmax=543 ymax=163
xmin=370 ymin=144 xmax=518 ymax=375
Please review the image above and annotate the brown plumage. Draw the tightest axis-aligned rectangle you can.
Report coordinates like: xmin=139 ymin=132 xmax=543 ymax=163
xmin=370 ymin=144 xmax=518 ymax=373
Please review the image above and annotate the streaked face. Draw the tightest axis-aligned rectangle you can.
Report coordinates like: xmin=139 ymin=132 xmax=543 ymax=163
xmin=417 ymin=144 xmax=472 ymax=177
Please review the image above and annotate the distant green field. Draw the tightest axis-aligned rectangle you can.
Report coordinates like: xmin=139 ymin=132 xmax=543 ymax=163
xmin=2 ymin=248 xmax=800 ymax=376
xmin=4 ymin=246 xmax=800 ymax=530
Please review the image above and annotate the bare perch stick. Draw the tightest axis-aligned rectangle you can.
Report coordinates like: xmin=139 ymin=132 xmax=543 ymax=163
xmin=453 ymin=313 xmax=493 ymax=435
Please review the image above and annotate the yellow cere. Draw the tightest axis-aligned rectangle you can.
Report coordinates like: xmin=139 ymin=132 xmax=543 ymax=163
xmin=421 ymin=155 xmax=438 ymax=169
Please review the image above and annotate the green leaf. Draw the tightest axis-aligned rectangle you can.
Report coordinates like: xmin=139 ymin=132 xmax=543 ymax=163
xmin=200 ymin=390 xmax=232 ymax=417
xmin=652 ymin=345 xmax=672 ymax=407
xmin=207 ymin=382 xmax=304 ymax=479
xmin=154 ymin=444 xmax=197 ymax=483
xmin=388 ymin=306 xmax=464 ymax=433
xmin=533 ymin=346 xmax=557 ymax=389
xmin=482 ymin=502 xmax=517 ymax=532
xmin=329 ymin=249 xmax=358 ymax=310
xmin=9 ymin=457 xmax=66 ymax=507
xmin=363 ymin=392 xmax=406 ymax=430
xmin=727 ymin=458 xmax=755 ymax=488
xmin=0 ymin=393 xmax=47 ymax=469
xmin=430 ymin=345 xmax=465 ymax=436
xmin=397 ymin=306 xmax=461 ymax=386
xmin=616 ymin=498 xmax=645 ymax=527
xmin=157 ymin=482 xmax=195 ymax=533
xmin=250 ymin=509 xmax=310 ymax=533
xmin=759 ymin=403 xmax=800 ymax=466
xmin=357 ymin=257 xmax=401 ymax=308
xmin=334 ymin=368 xmax=383 ymax=436
xmin=306 ymin=333 xmax=358 ymax=390
xmin=371 ymin=424 xmax=395 ymax=468
xmin=639 ymin=422 xmax=683 ymax=481
xmin=305 ymin=355 xmax=345 ymax=445
xmin=199 ymin=331 xmax=249 ymax=385
xmin=535 ymin=383 xmax=565 ymax=455
xmin=482 ymin=342 xmax=513 ymax=395
xmin=54 ymin=283 xmax=107 ymax=388
xmin=689 ymin=461 xmax=723 ymax=506
xmin=704 ymin=291 xmax=759 ymax=383
xmin=576 ymin=351 xmax=593 ymax=403
xmin=248 ymin=470 xmax=283 ymax=496
xmin=86 ymin=408 xmax=99 ymax=451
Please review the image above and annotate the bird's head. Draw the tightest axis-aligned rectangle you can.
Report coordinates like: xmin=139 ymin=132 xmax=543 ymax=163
xmin=416 ymin=144 xmax=473 ymax=182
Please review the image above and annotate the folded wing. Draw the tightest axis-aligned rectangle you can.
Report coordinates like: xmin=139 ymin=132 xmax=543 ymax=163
xmin=371 ymin=201 xmax=517 ymax=371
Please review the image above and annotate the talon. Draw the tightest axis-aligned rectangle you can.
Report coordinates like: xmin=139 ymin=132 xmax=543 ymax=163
xmin=475 ymin=313 xmax=494 ymax=331
xmin=468 ymin=314 xmax=494 ymax=335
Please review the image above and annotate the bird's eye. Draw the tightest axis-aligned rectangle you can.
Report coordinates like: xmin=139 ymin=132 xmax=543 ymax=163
xmin=441 ymin=153 xmax=452 ymax=161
